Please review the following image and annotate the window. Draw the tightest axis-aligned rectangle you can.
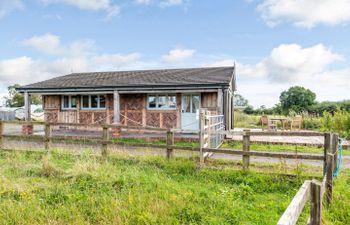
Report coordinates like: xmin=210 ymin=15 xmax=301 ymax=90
xmin=147 ymin=94 xmax=176 ymax=110
xmin=81 ymin=95 xmax=106 ymax=109
xmin=61 ymin=96 xmax=77 ymax=110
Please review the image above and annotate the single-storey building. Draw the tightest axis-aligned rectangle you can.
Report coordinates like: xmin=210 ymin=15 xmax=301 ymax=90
xmin=17 ymin=66 xmax=236 ymax=131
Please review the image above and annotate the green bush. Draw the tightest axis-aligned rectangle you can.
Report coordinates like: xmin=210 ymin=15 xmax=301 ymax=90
xmin=320 ymin=109 xmax=350 ymax=138
xmin=302 ymin=116 xmax=322 ymax=130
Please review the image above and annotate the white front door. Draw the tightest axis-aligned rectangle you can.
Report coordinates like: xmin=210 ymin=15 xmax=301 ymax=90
xmin=181 ymin=94 xmax=200 ymax=130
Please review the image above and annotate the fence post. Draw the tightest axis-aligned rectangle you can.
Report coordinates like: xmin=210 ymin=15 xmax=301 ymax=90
xmin=166 ymin=130 xmax=174 ymax=159
xmin=0 ymin=120 xmax=3 ymax=149
xmin=326 ymin=153 xmax=334 ymax=205
xmin=102 ymin=125 xmax=109 ymax=158
xmin=323 ymin=133 xmax=331 ymax=175
xmin=44 ymin=123 xmax=51 ymax=151
xmin=243 ymin=129 xmax=250 ymax=172
xmin=199 ymin=109 xmax=205 ymax=165
xmin=310 ymin=180 xmax=322 ymax=225
xmin=332 ymin=133 xmax=339 ymax=171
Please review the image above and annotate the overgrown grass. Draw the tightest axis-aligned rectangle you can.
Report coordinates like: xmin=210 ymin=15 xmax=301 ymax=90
xmin=0 ymin=150 xmax=306 ymax=224
xmin=234 ymin=111 xmax=261 ymax=128
xmin=324 ymin=169 xmax=350 ymax=224
xmin=222 ymin=141 xmax=350 ymax=156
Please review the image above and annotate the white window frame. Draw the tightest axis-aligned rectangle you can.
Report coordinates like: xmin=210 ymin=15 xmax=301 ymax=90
xmin=147 ymin=94 xmax=177 ymax=110
xmin=80 ymin=95 xmax=106 ymax=110
xmin=61 ymin=95 xmax=77 ymax=110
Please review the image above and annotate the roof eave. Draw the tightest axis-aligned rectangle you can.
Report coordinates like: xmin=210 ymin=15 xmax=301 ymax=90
xmin=17 ymin=83 xmax=231 ymax=94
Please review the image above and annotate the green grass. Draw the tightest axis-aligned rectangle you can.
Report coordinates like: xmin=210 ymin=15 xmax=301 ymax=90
xmin=112 ymin=137 xmax=199 ymax=148
xmin=324 ymin=169 xmax=350 ymax=224
xmin=222 ymin=141 xmax=350 ymax=156
xmin=0 ymin=150 xmax=306 ymax=225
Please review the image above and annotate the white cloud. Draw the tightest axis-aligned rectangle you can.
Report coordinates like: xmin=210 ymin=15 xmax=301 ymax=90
xmin=265 ymin=44 xmax=342 ymax=82
xmin=257 ymin=0 xmax=350 ymax=28
xmin=235 ymin=44 xmax=342 ymax=83
xmin=22 ymin=33 xmax=61 ymax=55
xmin=0 ymin=34 xmax=142 ymax=90
xmin=0 ymin=0 xmax=24 ymax=18
xmin=162 ymin=48 xmax=195 ymax=63
xmin=22 ymin=33 xmax=95 ymax=57
xmin=40 ymin=0 xmax=120 ymax=18
xmin=203 ymin=44 xmax=348 ymax=107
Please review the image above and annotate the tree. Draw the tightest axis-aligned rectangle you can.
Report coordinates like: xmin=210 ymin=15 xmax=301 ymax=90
xmin=4 ymin=84 xmax=42 ymax=107
xmin=234 ymin=94 xmax=249 ymax=107
xmin=279 ymin=86 xmax=316 ymax=114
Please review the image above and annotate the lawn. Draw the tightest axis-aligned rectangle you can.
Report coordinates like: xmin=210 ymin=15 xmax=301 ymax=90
xmin=324 ymin=169 xmax=350 ymax=224
xmin=0 ymin=150 xmax=305 ymax=225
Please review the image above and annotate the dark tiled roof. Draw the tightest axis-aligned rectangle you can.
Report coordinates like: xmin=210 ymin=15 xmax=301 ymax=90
xmin=19 ymin=66 xmax=234 ymax=90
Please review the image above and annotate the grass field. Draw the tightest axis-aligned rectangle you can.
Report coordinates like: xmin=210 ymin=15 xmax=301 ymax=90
xmin=0 ymin=149 xmax=307 ymax=225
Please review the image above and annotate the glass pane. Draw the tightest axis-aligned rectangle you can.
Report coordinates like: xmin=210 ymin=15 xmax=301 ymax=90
xmin=182 ymin=95 xmax=191 ymax=113
xmin=99 ymin=95 xmax=106 ymax=108
xmin=91 ymin=95 xmax=98 ymax=108
xmin=158 ymin=95 xmax=167 ymax=109
xmin=168 ymin=95 xmax=176 ymax=109
xmin=192 ymin=95 xmax=200 ymax=113
xmin=71 ymin=96 xmax=77 ymax=108
xmin=148 ymin=96 xmax=156 ymax=108
xmin=82 ymin=96 xmax=89 ymax=108
xmin=63 ymin=96 xmax=69 ymax=108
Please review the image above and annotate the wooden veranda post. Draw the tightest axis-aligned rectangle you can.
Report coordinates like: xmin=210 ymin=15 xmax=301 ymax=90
xmin=310 ymin=180 xmax=322 ymax=225
xmin=0 ymin=120 xmax=3 ymax=149
xmin=102 ymin=125 xmax=109 ymax=158
xmin=44 ymin=123 xmax=51 ymax=151
xmin=243 ymin=129 xmax=250 ymax=172
xmin=166 ymin=130 xmax=174 ymax=159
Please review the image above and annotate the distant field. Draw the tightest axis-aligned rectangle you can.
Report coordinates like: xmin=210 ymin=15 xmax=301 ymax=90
xmin=0 ymin=150 xmax=305 ymax=224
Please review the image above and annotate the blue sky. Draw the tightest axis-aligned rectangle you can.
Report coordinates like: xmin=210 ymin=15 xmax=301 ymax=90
xmin=0 ymin=0 xmax=349 ymax=107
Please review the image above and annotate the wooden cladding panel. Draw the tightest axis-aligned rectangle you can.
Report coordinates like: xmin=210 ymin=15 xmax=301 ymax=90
xmin=44 ymin=95 xmax=60 ymax=109
xmin=202 ymin=92 xmax=217 ymax=109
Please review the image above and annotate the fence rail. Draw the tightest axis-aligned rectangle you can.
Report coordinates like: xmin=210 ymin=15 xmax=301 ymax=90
xmin=277 ymin=133 xmax=339 ymax=225
xmin=0 ymin=119 xmax=340 ymax=224
xmin=0 ymin=120 xmax=331 ymax=167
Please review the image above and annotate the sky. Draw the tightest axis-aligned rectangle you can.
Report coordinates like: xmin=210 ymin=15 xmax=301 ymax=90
xmin=0 ymin=0 xmax=349 ymax=107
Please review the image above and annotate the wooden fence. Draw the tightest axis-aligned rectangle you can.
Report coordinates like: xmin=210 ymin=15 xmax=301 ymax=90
xmin=0 ymin=120 xmax=340 ymax=224
xmin=0 ymin=120 xmax=329 ymax=167
xmin=277 ymin=133 xmax=339 ymax=225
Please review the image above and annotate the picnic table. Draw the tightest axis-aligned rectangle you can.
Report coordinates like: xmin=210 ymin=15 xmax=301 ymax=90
xmin=269 ymin=117 xmax=290 ymax=130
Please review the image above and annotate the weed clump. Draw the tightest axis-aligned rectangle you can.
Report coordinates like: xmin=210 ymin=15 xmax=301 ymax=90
xmin=40 ymin=155 xmax=62 ymax=177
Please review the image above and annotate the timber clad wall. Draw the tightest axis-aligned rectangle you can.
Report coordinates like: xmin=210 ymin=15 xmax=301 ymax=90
xmin=120 ymin=94 xmax=180 ymax=128
xmin=43 ymin=92 xmax=218 ymax=129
